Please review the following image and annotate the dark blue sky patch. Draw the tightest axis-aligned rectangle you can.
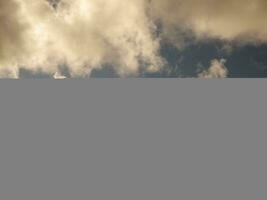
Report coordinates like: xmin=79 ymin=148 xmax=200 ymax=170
xmin=90 ymin=65 xmax=119 ymax=78
xmin=16 ymin=43 xmax=267 ymax=78
xmin=144 ymin=41 xmax=267 ymax=78
xmin=226 ymin=45 xmax=267 ymax=78
xmin=143 ymin=40 xmax=224 ymax=78
xmin=19 ymin=68 xmax=52 ymax=79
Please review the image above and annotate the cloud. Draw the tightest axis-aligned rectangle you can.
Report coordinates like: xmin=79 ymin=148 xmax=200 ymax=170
xmin=53 ymin=71 xmax=66 ymax=79
xmin=150 ymin=0 xmax=267 ymax=46
xmin=0 ymin=0 xmax=163 ymax=77
xmin=0 ymin=0 xmax=28 ymax=78
xmin=198 ymin=59 xmax=228 ymax=78
xmin=1 ymin=0 xmax=267 ymax=78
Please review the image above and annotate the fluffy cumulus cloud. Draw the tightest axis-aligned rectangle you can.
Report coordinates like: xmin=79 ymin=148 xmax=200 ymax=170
xmin=1 ymin=0 xmax=267 ymax=78
xmin=198 ymin=59 xmax=228 ymax=78
xmin=0 ymin=0 xmax=163 ymax=78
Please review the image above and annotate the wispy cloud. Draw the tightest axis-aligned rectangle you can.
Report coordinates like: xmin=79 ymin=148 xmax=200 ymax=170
xmin=198 ymin=59 xmax=228 ymax=78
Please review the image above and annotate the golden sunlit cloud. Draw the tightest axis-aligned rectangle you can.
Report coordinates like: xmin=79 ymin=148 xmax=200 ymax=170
xmin=1 ymin=0 xmax=267 ymax=78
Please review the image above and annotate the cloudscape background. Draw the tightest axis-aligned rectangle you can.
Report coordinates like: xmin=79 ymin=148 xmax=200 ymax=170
xmin=1 ymin=0 xmax=267 ymax=78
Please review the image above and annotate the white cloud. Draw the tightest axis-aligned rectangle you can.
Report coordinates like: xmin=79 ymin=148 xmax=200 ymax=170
xmin=1 ymin=0 xmax=267 ymax=78
xmin=0 ymin=0 xmax=163 ymax=77
xmin=53 ymin=72 xmax=66 ymax=79
xmin=150 ymin=0 xmax=267 ymax=47
xmin=198 ymin=59 xmax=229 ymax=78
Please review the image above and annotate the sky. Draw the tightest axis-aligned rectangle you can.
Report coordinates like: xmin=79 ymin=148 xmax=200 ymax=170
xmin=1 ymin=0 xmax=267 ymax=78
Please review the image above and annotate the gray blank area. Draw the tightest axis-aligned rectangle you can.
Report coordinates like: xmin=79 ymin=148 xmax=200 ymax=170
xmin=0 ymin=80 xmax=266 ymax=200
